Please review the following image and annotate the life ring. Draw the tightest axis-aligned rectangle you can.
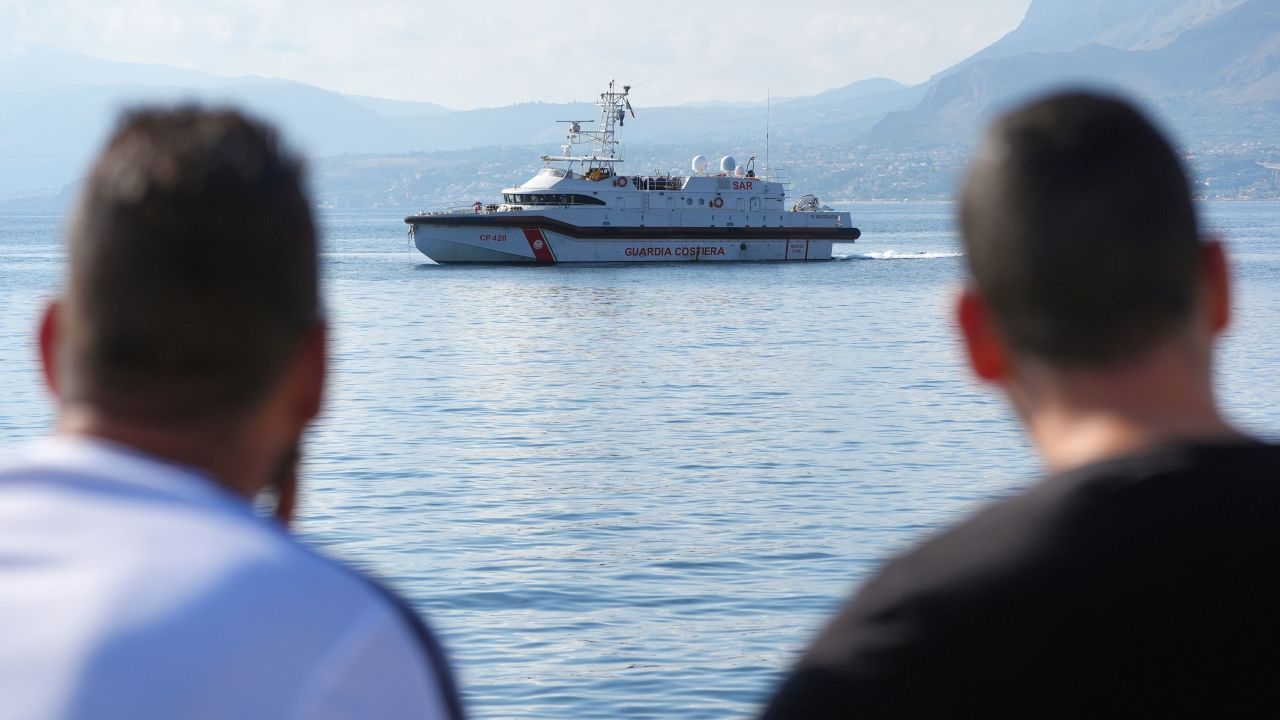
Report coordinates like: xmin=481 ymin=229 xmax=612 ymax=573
xmin=710 ymin=197 xmax=724 ymax=209
xmin=473 ymin=201 xmax=483 ymax=213
xmin=613 ymin=176 xmax=627 ymax=188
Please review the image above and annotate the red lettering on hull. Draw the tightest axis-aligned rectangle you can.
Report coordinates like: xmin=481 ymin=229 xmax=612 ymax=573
xmin=624 ymin=246 xmax=728 ymax=258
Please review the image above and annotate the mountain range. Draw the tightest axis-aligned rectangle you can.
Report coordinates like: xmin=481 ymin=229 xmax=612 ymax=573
xmin=1 ymin=0 xmax=1276 ymax=208
xmin=870 ymin=0 xmax=1279 ymax=147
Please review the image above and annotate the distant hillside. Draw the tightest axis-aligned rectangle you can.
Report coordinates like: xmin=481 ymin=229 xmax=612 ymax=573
xmin=867 ymin=0 xmax=1279 ymax=147
xmin=948 ymin=0 xmax=1248 ymax=69
xmin=0 ymin=46 xmax=914 ymax=201
xmin=0 ymin=45 xmax=270 ymax=91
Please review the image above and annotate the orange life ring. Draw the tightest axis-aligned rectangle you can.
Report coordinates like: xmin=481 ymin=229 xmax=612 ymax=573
xmin=710 ymin=197 xmax=724 ymax=208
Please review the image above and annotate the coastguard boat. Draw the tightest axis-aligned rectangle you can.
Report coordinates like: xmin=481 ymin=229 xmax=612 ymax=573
xmin=405 ymin=81 xmax=859 ymax=264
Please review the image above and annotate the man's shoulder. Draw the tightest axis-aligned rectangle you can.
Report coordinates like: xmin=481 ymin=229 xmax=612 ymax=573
xmin=774 ymin=440 xmax=1280 ymax=717
xmin=0 ymin=437 xmax=404 ymax=630
xmin=0 ymin=439 xmax=367 ymax=601
xmin=0 ymin=439 xmax=462 ymax=718
xmin=863 ymin=439 xmax=1280 ymax=604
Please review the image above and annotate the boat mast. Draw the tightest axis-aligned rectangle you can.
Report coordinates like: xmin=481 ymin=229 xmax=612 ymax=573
xmin=543 ymin=79 xmax=630 ymax=175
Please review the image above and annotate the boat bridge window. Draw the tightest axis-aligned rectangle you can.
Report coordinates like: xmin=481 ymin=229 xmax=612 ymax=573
xmin=503 ymin=193 xmax=606 ymax=206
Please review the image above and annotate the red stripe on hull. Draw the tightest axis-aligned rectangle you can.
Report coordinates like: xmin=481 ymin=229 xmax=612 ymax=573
xmin=521 ymin=227 xmax=557 ymax=263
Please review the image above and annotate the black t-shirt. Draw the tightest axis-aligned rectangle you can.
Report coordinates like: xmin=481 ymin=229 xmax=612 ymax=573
xmin=760 ymin=442 xmax=1280 ymax=718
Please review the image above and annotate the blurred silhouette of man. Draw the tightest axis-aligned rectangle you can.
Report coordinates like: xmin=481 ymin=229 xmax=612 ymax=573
xmin=760 ymin=92 xmax=1280 ymax=717
xmin=0 ymin=108 xmax=464 ymax=718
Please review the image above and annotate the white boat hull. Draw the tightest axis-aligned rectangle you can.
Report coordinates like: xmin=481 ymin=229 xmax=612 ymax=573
xmin=408 ymin=216 xmax=857 ymax=264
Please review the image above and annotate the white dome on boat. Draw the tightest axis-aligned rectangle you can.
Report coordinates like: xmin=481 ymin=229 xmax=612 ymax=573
xmin=720 ymin=156 xmax=737 ymax=173
xmin=734 ymin=165 xmax=747 ymax=177
xmin=691 ymin=155 xmax=709 ymax=174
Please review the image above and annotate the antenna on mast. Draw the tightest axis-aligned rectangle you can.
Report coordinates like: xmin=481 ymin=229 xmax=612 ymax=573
xmin=765 ymin=89 xmax=771 ymax=179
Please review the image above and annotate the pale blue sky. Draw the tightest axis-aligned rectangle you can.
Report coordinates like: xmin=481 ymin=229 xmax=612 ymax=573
xmin=1 ymin=0 xmax=1032 ymax=108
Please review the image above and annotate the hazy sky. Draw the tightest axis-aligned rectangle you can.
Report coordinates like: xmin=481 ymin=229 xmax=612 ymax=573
xmin=2 ymin=0 xmax=1032 ymax=109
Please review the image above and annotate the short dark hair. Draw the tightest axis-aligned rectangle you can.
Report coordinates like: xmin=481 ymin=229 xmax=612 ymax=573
xmin=62 ymin=107 xmax=319 ymax=423
xmin=959 ymin=92 xmax=1201 ymax=367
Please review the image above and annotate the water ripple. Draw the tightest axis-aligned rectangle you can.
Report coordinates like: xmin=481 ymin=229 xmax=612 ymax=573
xmin=3 ymin=203 xmax=1279 ymax=718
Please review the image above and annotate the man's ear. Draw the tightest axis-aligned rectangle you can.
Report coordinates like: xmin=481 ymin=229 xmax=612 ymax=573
xmin=271 ymin=443 xmax=299 ymax=528
xmin=1198 ymin=238 xmax=1230 ymax=337
xmin=956 ymin=288 xmax=1009 ymax=382
xmin=290 ymin=323 xmax=327 ymax=426
xmin=38 ymin=301 xmax=61 ymax=397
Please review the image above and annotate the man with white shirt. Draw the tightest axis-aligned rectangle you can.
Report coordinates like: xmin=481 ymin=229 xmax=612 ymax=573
xmin=0 ymin=108 xmax=464 ymax=718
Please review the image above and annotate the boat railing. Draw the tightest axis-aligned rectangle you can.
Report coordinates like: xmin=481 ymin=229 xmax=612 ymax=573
xmin=640 ymin=176 xmax=687 ymax=192
xmin=418 ymin=204 xmax=502 ymax=217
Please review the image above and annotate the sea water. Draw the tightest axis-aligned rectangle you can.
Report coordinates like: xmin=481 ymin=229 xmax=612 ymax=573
xmin=1 ymin=201 xmax=1278 ymax=718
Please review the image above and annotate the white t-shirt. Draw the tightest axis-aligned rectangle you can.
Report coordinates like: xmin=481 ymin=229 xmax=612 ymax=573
xmin=0 ymin=436 xmax=463 ymax=720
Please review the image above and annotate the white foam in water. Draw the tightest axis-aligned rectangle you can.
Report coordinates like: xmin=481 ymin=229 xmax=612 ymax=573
xmin=835 ymin=249 xmax=965 ymax=261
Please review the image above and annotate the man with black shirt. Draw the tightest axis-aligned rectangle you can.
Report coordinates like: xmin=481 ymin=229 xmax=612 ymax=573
xmin=760 ymin=93 xmax=1280 ymax=717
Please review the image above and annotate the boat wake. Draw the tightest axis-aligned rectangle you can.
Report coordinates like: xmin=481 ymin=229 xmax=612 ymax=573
xmin=835 ymin=250 xmax=964 ymax=261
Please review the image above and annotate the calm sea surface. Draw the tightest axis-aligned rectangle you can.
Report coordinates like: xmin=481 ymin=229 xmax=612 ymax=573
xmin=2 ymin=201 xmax=1278 ymax=718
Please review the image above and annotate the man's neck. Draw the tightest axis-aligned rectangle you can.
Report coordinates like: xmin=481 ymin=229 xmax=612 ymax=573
xmin=1012 ymin=345 xmax=1245 ymax=474
xmin=56 ymin=405 xmax=263 ymax=499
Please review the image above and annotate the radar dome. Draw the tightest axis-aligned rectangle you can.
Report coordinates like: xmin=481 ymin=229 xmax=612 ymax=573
xmin=734 ymin=165 xmax=747 ymax=177
xmin=720 ymin=156 xmax=737 ymax=174
xmin=691 ymin=155 xmax=709 ymax=174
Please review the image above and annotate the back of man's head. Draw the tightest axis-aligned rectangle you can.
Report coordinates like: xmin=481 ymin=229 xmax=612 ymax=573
xmin=959 ymin=92 xmax=1201 ymax=368
xmin=61 ymin=107 xmax=319 ymax=425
